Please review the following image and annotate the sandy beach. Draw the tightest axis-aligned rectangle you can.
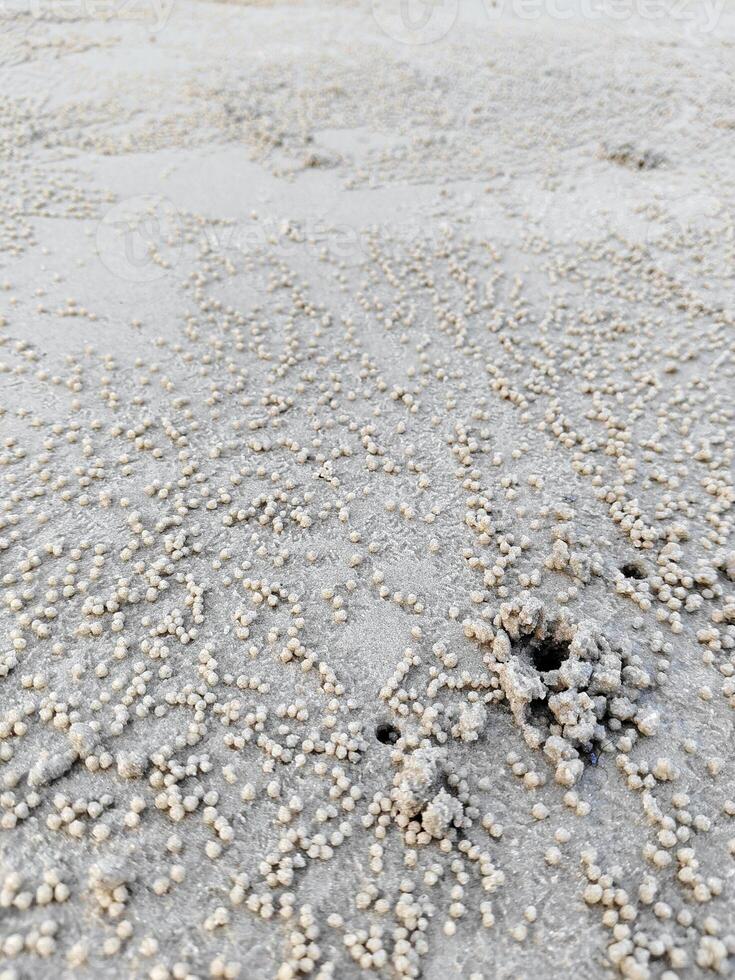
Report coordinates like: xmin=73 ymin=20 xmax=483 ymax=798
xmin=1 ymin=1 xmax=734 ymax=976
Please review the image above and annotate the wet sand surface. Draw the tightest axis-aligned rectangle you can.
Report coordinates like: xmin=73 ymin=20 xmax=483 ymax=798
xmin=1 ymin=1 xmax=734 ymax=977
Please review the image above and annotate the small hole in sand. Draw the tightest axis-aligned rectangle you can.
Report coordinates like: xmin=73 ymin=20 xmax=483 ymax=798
xmin=529 ymin=696 xmax=554 ymax=728
xmin=375 ymin=722 xmax=399 ymax=745
xmin=620 ymin=561 xmax=646 ymax=581
xmin=529 ymin=638 xmax=570 ymax=673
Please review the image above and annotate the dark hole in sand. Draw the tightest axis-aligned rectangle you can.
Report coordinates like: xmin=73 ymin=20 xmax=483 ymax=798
xmin=529 ymin=696 xmax=554 ymax=728
xmin=621 ymin=561 xmax=646 ymax=581
xmin=528 ymin=637 xmax=570 ymax=673
xmin=375 ymin=722 xmax=400 ymax=745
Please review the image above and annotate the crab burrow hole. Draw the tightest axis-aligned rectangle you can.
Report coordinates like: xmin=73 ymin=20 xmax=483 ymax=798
xmin=375 ymin=721 xmax=400 ymax=745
